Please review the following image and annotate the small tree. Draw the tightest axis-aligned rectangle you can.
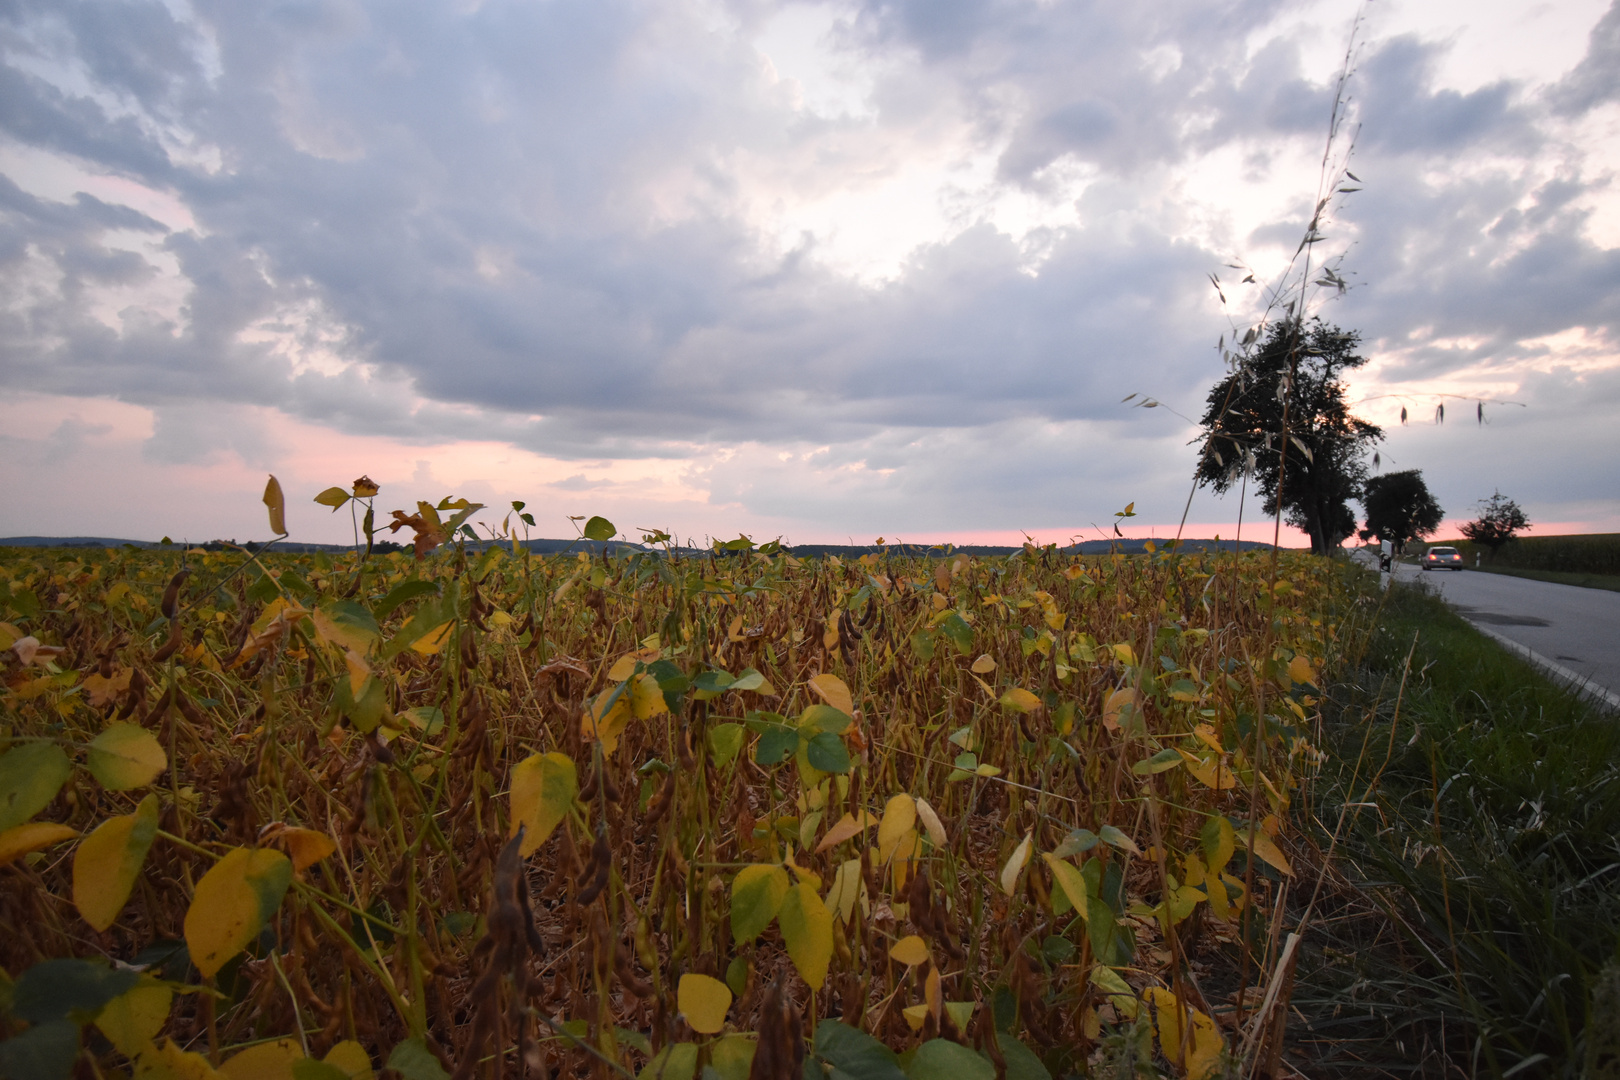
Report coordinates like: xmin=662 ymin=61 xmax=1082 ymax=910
xmin=1194 ymin=319 xmax=1384 ymax=555
xmin=1460 ymin=491 xmax=1530 ymax=562
xmin=1361 ymin=469 xmax=1444 ymax=555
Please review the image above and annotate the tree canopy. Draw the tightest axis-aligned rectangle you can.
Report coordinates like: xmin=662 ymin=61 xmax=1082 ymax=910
xmin=1361 ymin=469 xmax=1444 ymax=553
xmin=1194 ymin=319 xmax=1383 ymax=555
xmin=1460 ymin=491 xmax=1530 ymax=558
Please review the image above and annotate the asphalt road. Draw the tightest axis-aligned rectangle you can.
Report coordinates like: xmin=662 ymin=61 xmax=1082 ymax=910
xmin=1384 ymin=560 xmax=1620 ymax=706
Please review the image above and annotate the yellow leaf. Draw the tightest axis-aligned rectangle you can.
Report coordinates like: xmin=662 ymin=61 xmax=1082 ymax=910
xmin=581 ymin=689 xmax=633 ymax=758
xmin=148 ymin=1038 xmax=227 ymax=1079
xmin=184 ymin=847 xmax=293 ymax=978
xmin=1001 ymin=832 xmax=1033 ymax=896
xmin=1287 ymin=655 xmax=1317 ymax=685
xmin=219 ymin=1038 xmax=304 ymax=1079
xmin=630 ymin=673 xmax=668 ymax=720
xmin=96 ymin=978 xmax=172 ymax=1058
xmin=970 ymin=654 xmax=996 ymax=674
xmin=509 ymin=752 xmax=578 ymax=857
xmin=74 ymin=793 xmax=159 ymax=930
xmin=322 ymin=1041 xmax=374 ymax=1080
xmin=778 ymin=881 xmax=833 ymax=991
xmin=678 ymin=973 xmax=732 ymax=1034
xmin=925 ymin=965 xmax=942 ymax=1022
xmin=0 ymin=821 xmax=76 ymax=866
xmin=877 ymin=794 xmax=916 ymax=864
xmin=902 ymin=1004 xmax=928 ymax=1031
xmin=83 ymin=667 xmax=133 ymax=707
xmin=311 ymin=607 xmax=378 ymax=655
xmin=889 ymin=935 xmax=931 ymax=967
xmin=1102 ymin=687 xmax=1141 ymax=733
xmin=814 ymin=811 xmax=876 ymax=854
xmin=87 ymin=723 xmax=167 ymax=791
xmin=1142 ymin=988 xmax=1223 ymax=1079
xmin=1248 ymin=831 xmax=1294 ymax=876
xmin=607 ymin=655 xmax=639 ymax=682
xmin=1177 ymin=749 xmax=1237 ymax=790
xmin=826 ymin=858 xmax=863 ymax=924
xmin=262 ymin=475 xmax=287 ymax=536
xmin=1111 ymin=643 xmax=1138 ymax=666
xmin=409 ymin=621 xmax=454 ymax=656
xmin=914 ymin=798 xmax=947 ymax=849
xmin=343 ymin=649 xmax=371 ymax=699
xmin=807 ymin=673 xmax=853 ymax=716
xmin=1040 ymin=853 xmax=1089 ymax=920
xmin=281 ymin=827 xmax=337 ymax=872
xmin=999 ymin=687 xmax=1040 ymax=713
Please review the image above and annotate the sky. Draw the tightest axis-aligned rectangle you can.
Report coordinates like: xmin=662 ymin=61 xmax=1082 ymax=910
xmin=1 ymin=0 xmax=1617 ymax=548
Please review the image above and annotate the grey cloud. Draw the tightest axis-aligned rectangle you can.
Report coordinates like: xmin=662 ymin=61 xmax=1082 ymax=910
xmin=0 ymin=0 xmax=1615 ymax=534
xmin=1551 ymin=0 xmax=1620 ymax=115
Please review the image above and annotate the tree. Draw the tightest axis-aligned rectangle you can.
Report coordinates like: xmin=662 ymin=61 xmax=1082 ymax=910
xmin=1361 ymin=469 xmax=1444 ymax=554
xmin=1460 ymin=491 xmax=1530 ymax=561
xmin=1194 ymin=319 xmax=1384 ymax=555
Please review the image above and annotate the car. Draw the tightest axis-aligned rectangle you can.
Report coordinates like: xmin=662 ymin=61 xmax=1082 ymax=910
xmin=1422 ymin=545 xmax=1464 ymax=571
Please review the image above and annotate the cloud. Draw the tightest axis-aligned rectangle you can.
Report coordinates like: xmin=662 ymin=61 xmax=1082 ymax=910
xmin=0 ymin=0 xmax=1616 ymax=541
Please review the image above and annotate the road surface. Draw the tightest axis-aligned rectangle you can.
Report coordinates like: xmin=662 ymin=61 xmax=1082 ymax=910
xmin=1381 ymin=560 xmax=1620 ymax=707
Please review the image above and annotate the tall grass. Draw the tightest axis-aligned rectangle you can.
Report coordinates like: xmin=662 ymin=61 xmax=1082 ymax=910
xmin=1295 ymin=578 xmax=1620 ymax=1077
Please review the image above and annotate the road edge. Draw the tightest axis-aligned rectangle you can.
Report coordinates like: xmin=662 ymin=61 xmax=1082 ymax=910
xmin=1463 ymin=621 xmax=1620 ymax=713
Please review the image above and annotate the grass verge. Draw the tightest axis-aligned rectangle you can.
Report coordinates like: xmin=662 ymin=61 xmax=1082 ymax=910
xmin=1466 ymin=564 xmax=1620 ymax=593
xmin=1292 ymin=575 xmax=1620 ymax=1078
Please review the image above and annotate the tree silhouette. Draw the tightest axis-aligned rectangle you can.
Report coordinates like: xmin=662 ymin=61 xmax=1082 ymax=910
xmin=1195 ymin=319 xmax=1384 ymax=555
xmin=1361 ymin=469 xmax=1444 ymax=554
xmin=1460 ymin=491 xmax=1530 ymax=561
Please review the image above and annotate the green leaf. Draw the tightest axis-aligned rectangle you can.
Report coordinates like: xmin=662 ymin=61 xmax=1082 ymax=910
xmin=0 ymin=1018 xmax=79 ymax=1080
xmin=730 ymin=864 xmax=789 ymax=945
xmin=812 ymin=1020 xmax=905 ymax=1080
xmin=805 ymin=731 xmax=852 ymax=774
xmin=637 ymin=1043 xmax=697 ymax=1080
xmin=908 ymin=630 xmax=936 ymax=660
xmin=1051 ymin=829 xmax=1099 ymax=858
xmin=1132 ymin=747 xmax=1183 ymax=776
xmin=1098 ymin=824 xmax=1141 ymax=856
xmin=85 ymin=724 xmax=167 ymax=791
xmin=293 ymin=1060 xmax=352 ymax=1080
xmin=692 ymin=669 xmax=736 ymax=694
xmin=939 ymin=613 xmax=974 ymax=656
xmin=373 ymin=579 xmax=439 ymax=622
xmin=0 ymin=742 xmax=71 ymax=831
xmin=999 ymin=1038 xmax=1053 ymax=1080
xmin=11 ymin=959 xmax=139 ymax=1023
xmin=582 ymin=516 xmax=617 ymax=542
xmin=799 ymin=704 xmax=851 ymax=736
xmin=710 ymin=1035 xmax=757 ymax=1080
xmin=708 ymin=723 xmax=745 ymax=769
xmin=754 ymin=725 xmax=798 ymax=766
xmin=387 ymin=1038 xmax=451 ymax=1080
xmin=905 ymin=1040 xmax=994 ymax=1080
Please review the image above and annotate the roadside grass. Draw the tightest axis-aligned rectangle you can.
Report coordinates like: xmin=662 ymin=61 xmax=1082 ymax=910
xmin=1295 ymin=576 xmax=1620 ymax=1078
xmin=1466 ymin=564 xmax=1620 ymax=594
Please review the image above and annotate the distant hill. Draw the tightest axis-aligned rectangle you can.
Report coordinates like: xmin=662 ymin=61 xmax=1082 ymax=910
xmin=1 ymin=535 xmax=1280 ymax=556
